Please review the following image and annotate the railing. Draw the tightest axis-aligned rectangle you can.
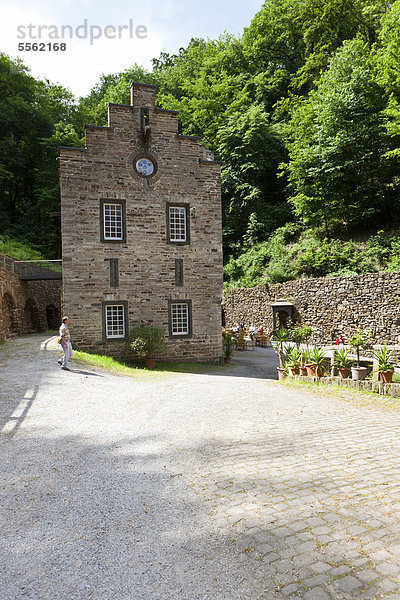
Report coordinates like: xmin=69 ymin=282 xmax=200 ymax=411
xmin=0 ymin=253 xmax=62 ymax=280
xmin=0 ymin=253 xmax=16 ymax=274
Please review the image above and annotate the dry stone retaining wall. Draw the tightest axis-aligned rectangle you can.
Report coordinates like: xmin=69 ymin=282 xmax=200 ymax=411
xmin=223 ymin=272 xmax=400 ymax=345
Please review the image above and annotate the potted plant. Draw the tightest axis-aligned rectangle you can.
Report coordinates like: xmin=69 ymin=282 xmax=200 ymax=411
xmin=349 ymin=329 xmax=370 ymax=380
xmin=272 ymin=327 xmax=289 ymax=380
xmin=285 ymin=347 xmax=301 ymax=376
xmin=306 ymin=346 xmax=326 ymax=377
xmin=334 ymin=347 xmax=352 ymax=378
xmin=373 ymin=345 xmax=395 ymax=383
xmin=127 ymin=324 xmax=167 ymax=368
xmin=299 ymin=348 xmax=310 ymax=376
xmin=223 ymin=333 xmax=235 ymax=364
xmin=278 ymin=348 xmax=290 ymax=380
xmin=290 ymin=324 xmax=313 ymax=349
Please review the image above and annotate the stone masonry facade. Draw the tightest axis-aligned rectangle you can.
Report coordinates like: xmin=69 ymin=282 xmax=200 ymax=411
xmin=223 ymin=272 xmax=400 ymax=345
xmin=0 ymin=254 xmax=61 ymax=339
xmin=58 ymin=83 xmax=223 ymax=362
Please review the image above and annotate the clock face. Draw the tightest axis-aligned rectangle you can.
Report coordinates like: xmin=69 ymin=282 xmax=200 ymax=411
xmin=135 ymin=157 xmax=154 ymax=176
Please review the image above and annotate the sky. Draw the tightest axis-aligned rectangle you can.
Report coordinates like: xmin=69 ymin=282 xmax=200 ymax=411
xmin=0 ymin=0 xmax=264 ymax=98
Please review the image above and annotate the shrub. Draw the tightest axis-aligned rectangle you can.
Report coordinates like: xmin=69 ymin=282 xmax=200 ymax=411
xmin=290 ymin=324 xmax=313 ymax=347
xmin=348 ymin=329 xmax=371 ymax=368
xmin=127 ymin=324 xmax=167 ymax=359
xmin=0 ymin=235 xmax=45 ymax=261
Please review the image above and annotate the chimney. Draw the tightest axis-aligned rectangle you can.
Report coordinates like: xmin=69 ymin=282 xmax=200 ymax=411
xmin=130 ymin=82 xmax=156 ymax=108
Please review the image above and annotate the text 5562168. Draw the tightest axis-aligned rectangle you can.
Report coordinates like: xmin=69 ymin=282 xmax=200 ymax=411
xmin=18 ymin=43 xmax=67 ymax=51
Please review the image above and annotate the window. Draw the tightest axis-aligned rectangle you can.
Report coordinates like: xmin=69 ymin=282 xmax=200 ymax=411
xmin=104 ymin=204 xmax=122 ymax=239
xmin=168 ymin=300 xmax=192 ymax=338
xmin=102 ymin=301 xmax=128 ymax=340
xmin=166 ymin=203 xmax=190 ymax=244
xmin=169 ymin=207 xmax=186 ymax=241
xmin=100 ymin=199 xmax=126 ymax=242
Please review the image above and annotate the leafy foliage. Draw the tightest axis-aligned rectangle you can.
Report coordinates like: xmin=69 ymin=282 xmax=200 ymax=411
xmin=0 ymin=235 xmax=45 ymax=261
xmin=290 ymin=324 xmax=313 ymax=347
xmin=127 ymin=324 xmax=167 ymax=359
xmin=285 ymin=346 xmax=301 ymax=368
xmin=285 ymin=39 xmax=398 ymax=233
xmin=222 ymin=333 xmax=235 ymax=358
xmin=1 ymin=0 xmax=400 ymax=275
xmin=349 ymin=329 xmax=371 ymax=367
xmin=373 ymin=345 xmax=395 ymax=372
xmin=334 ymin=347 xmax=352 ymax=369
xmin=308 ymin=346 xmax=326 ymax=368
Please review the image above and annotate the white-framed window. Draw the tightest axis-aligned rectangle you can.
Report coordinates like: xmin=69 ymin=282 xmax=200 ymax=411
xmin=171 ymin=302 xmax=189 ymax=335
xmin=168 ymin=300 xmax=192 ymax=338
xmin=104 ymin=304 xmax=125 ymax=339
xmin=167 ymin=203 xmax=189 ymax=244
xmin=104 ymin=203 xmax=123 ymax=240
xmin=169 ymin=207 xmax=186 ymax=241
xmin=100 ymin=199 xmax=126 ymax=242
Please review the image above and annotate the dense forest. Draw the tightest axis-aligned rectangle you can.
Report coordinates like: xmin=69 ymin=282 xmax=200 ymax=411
xmin=1 ymin=0 xmax=400 ymax=286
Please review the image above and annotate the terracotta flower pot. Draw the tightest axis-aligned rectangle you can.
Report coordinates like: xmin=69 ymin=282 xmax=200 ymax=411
xmin=277 ymin=367 xmax=287 ymax=380
xmin=379 ymin=370 xmax=393 ymax=383
xmin=338 ymin=367 xmax=349 ymax=378
xmin=224 ymin=356 xmax=232 ymax=364
xmin=288 ymin=367 xmax=300 ymax=376
xmin=299 ymin=366 xmax=308 ymax=376
xmin=351 ymin=366 xmax=367 ymax=381
xmin=145 ymin=358 xmax=156 ymax=369
xmin=306 ymin=364 xmax=323 ymax=377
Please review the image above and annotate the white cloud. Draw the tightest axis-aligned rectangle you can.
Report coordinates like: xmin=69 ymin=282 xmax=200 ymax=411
xmin=0 ymin=0 xmax=263 ymax=97
xmin=0 ymin=0 xmax=158 ymax=97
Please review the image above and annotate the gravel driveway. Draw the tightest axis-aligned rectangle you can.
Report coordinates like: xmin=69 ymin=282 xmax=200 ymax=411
xmin=1 ymin=334 xmax=400 ymax=600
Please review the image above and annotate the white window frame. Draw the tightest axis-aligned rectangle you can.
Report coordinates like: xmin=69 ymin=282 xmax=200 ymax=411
xmin=168 ymin=300 xmax=192 ymax=339
xmin=169 ymin=206 xmax=187 ymax=242
xmin=105 ymin=304 xmax=125 ymax=339
xmin=103 ymin=202 xmax=124 ymax=241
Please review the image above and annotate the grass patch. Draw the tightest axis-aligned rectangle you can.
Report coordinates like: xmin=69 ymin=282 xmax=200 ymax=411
xmin=72 ymin=349 xmax=218 ymax=378
xmin=280 ymin=377 xmax=400 ymax=410
xmin=0 ymin=235 xmax=45 ymax=261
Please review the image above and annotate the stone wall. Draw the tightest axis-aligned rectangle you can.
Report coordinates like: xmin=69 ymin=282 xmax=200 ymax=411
xmin=59 ymin=83 xmax=223 ymax=362
xmin=222 ymin=272 xmax=400 ymax=345
xmin=0 ymin=254 xmax=62 ymax=339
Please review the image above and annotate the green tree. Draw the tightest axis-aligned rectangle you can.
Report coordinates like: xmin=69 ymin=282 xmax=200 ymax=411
xmin=375 ymin=0 xmax=400 ymax=159
xmin=155 ymin=36 xmax=252 ymax=145
xmin=285 ymin=39 xmax=397 ymax=233
xmin=78 ymin=65 xmax=156 ymax=127
xmin=0 ymin=54 xmax=83 ymax=256
xmin=216 ymin=104 xmax=289 ymax=250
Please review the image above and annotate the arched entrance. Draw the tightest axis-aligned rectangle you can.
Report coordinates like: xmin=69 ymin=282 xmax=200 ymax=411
xmin=24 ymin=298 xmax=41 ymax=333
xmin=46 ymin=304 xmax=60 ymax=330
xmin=2 ymin=292 xmax=18 ymax=336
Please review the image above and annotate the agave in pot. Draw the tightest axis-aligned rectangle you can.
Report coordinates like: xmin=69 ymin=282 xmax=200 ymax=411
xmin=306 ymin=346 xmax=326 ymax=378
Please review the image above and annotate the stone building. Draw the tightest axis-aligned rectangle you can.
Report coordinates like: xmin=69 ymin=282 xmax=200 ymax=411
xmin=58 ymin=82 xmax=223 ymax=362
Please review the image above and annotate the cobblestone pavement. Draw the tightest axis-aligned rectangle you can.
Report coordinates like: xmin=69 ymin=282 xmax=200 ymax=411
xmin=1 ymin=335 xmax=400 ymax=599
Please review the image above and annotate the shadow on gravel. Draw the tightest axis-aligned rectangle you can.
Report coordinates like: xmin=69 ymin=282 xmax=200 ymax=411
xmin=0 ymin=432 xmax=260 ymax=600
xmin=0 ymin=384 xmax=39 ymax=438
xmin=67 ymin=369 xmax=104 ymax=377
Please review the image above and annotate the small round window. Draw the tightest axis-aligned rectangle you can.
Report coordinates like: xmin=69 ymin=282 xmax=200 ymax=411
xmin=135 ymin=157 xmax=155 ymax=177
